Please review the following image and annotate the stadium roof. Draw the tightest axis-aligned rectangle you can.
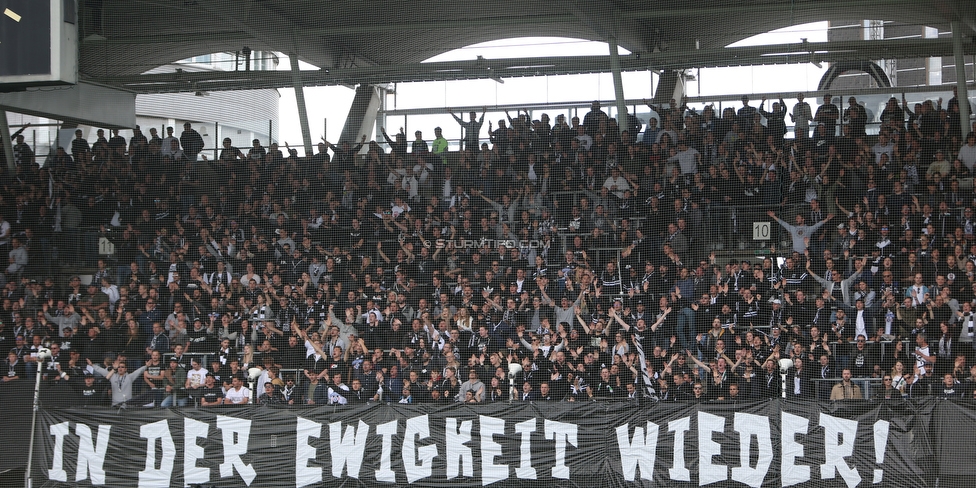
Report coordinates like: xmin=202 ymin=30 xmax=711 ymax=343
xmin=81 ymin=0 xmax=976 ymax=94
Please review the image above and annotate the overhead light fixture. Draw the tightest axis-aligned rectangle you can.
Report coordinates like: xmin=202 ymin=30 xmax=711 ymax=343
xmin=801 ymin=38 xmax=823 ymax=68
xmin=474 ymin=55 xmax=503 ymax=84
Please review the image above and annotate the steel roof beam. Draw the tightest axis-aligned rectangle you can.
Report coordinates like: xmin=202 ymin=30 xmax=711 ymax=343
xmin=87 ymin=38 xmax=976 ymax=94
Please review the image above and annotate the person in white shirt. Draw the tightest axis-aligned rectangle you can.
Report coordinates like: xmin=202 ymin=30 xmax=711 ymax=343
xmin=602 ymin=167 xmax=631 ymax=199
xmin=100 ymin=277 xmax=120 ymax=311
xmin=224 ymin=376 xmax=251 ymax=404
xmin=240 ymin=262 xmax=261 ymax=286
xmin=0 ymin=215 xmax=10 ymax=254
xmin=6 ymin=238 xmax=27 ymax=274
xmin=914 ymin=332 xmax=936 ymax=377
xmin=666 ymin=140 xmax=701 ymax=175
xmin=849 ymin=299 xmax=871 ymax=340
xmin=959 ymin=132 xmax=976 ymax=172
xmin=573 ymin=126 xmax=593 ymax=151
xmin=162 ymin=138 xmax=185 ymax=162
xmin=184 ymin=358 xmax=209 ymax=392
xmin=871 ymin=133 xmax=895 ymax=164
xmin=402 ymin=166 xmax=420 ymax=200
xmin=160 ymin=127 xmax=179 ymax=158
xmin=791 ymin=93 xmax=813 ymax=140
xmin=327 ymin=372 xmax=349 ymax=405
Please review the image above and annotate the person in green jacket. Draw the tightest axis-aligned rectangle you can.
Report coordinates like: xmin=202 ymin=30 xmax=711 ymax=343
xmin=432 ymin=127 xmax=449 ymax=167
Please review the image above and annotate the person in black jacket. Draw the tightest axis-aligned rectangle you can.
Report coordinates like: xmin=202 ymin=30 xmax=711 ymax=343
xmin=75 ymin=371 xmax=108 ymax=406
xmin=760 ymin=359 xmax=782 ymax=399
xmin=179 ymin=122 xmax=205 ymax=161
xmin=3 ymin=350 xmax=25 ymax=382
xmin=759 ymin=96 xmax=787 ymax=149
xmin=671 ymin=372 xmax=693 ymax=401
xmin=257 ymin=381 xmax=284 ymax=405
xmin=785 ymin=358 xmax=814 ymax=399
xmin=937 ymin=373 xmax=964 ymax=398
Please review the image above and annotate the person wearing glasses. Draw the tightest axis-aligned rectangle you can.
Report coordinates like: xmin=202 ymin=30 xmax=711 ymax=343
xmin=89 ymin=356 xmax=150 ymax=406
xmin=691 ymin=382 xmax=707 ymax=403
xmin=875 ymin=375 xmax=900 ymax=400
xmin=804 ymin=250 xmax=864 ymax=307
xmin=850 ymin=335 xmax=876 ymax=379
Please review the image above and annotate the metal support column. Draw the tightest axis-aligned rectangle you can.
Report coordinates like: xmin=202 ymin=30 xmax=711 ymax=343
xmin=952 ymin=21 xmax=971 ymax=139
xmin=375 ymin=86 xmax=388 ymax=144
xmin=290 ymin=54 xmax=314 ymax=156
xmin=608 ymin=36 xmax=628 ymax=136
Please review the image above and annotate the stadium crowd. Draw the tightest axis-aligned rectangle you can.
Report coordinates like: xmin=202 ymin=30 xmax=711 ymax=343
xmin=1 ymin=89 xmax=976 ymax=407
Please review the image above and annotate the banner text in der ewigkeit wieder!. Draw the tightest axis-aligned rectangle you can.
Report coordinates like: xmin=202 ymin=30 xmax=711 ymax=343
xmin=33 ymin=399 xmax=943 ymax=487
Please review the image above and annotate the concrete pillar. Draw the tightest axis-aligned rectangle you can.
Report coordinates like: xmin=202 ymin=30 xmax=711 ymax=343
xmin=650 ymin=71 xmax=686 ymax=106
xmin=0 ymin=108 xmax=15 ymax=173
xmin=608 ymin=36 xmax=628 ymax=136
xmin=339 ymin=85 xmax=382 ymax=146
xmin=290 ymin=55 xmax=314 ymax=157
xmin=374 ymin=86 xmax=388 ymax=145
xmin=952 ymin=21 xmax=971 ymax=139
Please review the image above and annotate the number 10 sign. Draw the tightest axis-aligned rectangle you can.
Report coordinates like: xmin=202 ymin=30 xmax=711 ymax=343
xmin=753 ymin=221 xmax=771 ymax=240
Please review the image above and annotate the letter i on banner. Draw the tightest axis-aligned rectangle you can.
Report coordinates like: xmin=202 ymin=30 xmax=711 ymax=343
xmin=514 ymin=420 xmax=537 ymax=480
xmin=668 ymin=417 xmax=691 ymax=482
xmin=873 ymin=420 xmax=890 ymax=484
xmin=295 ymin=417 xmax=323 ymax=488
xmin=544 ymin=420 xmax=577 ymax=480
xmin=375 ymin=420 xmax=398 ymax=483
xmin=48 ymin=422 xmax=70 ymax=482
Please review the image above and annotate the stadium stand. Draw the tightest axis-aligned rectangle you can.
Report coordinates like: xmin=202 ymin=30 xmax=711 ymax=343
xmin=1 ymin=92 xmax=975 ymax=408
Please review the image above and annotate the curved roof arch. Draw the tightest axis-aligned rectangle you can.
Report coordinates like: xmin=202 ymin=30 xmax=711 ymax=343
xmin=422 ymin=37 xmax=628 ymax=64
